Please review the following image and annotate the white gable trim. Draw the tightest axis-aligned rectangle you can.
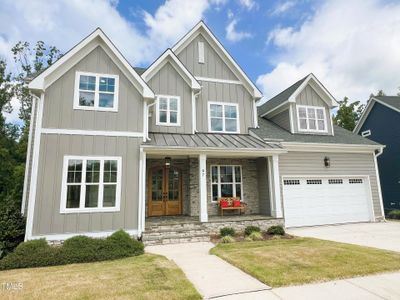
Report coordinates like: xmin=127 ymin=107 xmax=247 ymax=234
xmin=142 ymin=49 xmax=201 ymax=90
xmin=289 ymin=74 xmax=338 ymax=107
xmin=354 ymin=97 xmax=400 ymax=133
xmin=29 ymin=28 xmax=154 ymax=99
xmin=172 ymin=21 xmax=262 ymax=99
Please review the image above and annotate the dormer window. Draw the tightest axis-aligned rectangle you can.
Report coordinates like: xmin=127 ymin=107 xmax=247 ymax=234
xmin=297 ymin=105 xmax=327 ymax=132
xmin=74 ymin=71 xmax=119 ymax=112
xmin=156 ymin=95 xmax=181 ymax=126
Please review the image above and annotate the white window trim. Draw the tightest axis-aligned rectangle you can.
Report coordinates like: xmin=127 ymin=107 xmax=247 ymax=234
xmin=296 ymin=105 xmax=328 ymax=133
xmin=155 ymin=95 xmax=181 ymax=127
xmin=208 ymin=101 xmax=240 ymax=133
xmin=73 ymin=71 xmax=119 ymax=112
xmin=60 ymin=156 xmax=122 ymax=213
xmin=361 ymin=129 xmax=371 ymax=137
xmin=210 ymin=165 xmax=243 ymax=202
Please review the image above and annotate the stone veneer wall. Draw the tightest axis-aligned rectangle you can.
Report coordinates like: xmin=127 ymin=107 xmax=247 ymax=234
xmin=146 ymin=159 xmax=190 ymax=216
xmin=189 ymin=158 xmax=262 ymax=216
xmin=203 ymin=218 xmax=284 ymax=235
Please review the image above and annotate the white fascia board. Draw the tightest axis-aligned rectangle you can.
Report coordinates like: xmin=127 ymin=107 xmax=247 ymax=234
xmin=281 ymin=141 xmax=384 ymax=153
xmin=260 ymin=100 xmax=291 ymax=118
xmin=172 ymin=21 xmax=262 ymax=99
xmin=28 ymin=28 xmax=154 ymax=99
xmin=353 ymin=99 xmax=375 ymax=133
xmin=142 ymin=49 xmax=201 ymax=90
xmin=288 ymin=74 xmax=338 ymax=107
xmin=141 ymin=146 xmax=287 ymax=156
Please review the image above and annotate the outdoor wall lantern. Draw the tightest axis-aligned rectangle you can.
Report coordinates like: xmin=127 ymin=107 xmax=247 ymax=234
xmin=324 ymin=156 xmax=331 ymax=168
xmin=165 ymin=157 xmax=171 ymax=168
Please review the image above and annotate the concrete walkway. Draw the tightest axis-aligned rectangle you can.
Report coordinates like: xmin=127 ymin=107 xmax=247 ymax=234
xmin=146 ymin=242 xmax=270 ymax=299
xmin=288 ymin=222 xmax=400 ymax=252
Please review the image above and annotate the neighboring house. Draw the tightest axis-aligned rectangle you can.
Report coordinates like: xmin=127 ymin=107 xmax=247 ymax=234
xmin=354 ymin=96 xmax=400 ymax=212
xmin=21 ymin=21 xmax=384 ymax=243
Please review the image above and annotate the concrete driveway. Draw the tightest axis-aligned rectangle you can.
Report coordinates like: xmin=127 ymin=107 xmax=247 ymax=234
xmin=288 ymin=221 xmax=400 ymax=252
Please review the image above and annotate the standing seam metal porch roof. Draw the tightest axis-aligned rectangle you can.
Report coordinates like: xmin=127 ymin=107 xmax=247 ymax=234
xmin=143 ymin=132 xmax=282 ymax=150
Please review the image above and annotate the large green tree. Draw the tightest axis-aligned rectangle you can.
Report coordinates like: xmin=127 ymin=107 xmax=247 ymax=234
xmin=0 ymin=41 xmax=62 ymax=258
xmin=333 ymin=97 xmax=364 ymax=131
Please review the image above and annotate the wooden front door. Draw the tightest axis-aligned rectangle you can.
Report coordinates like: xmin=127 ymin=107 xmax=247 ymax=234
xmin=148 ymin=166 xmax=182 ymax=216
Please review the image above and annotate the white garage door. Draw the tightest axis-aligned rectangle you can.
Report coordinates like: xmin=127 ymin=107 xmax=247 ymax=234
xmin=282 ymin=177 xmax=373 ymax=227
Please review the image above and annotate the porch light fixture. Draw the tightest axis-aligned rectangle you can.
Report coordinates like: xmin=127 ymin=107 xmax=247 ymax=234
xmin=165 ymin=157 xmax=171 ymax=168
xmin=324 ymin=157 xmax=330 ymax=168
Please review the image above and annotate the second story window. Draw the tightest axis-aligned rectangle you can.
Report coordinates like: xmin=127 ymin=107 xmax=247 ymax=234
xmin=156 ymin=95 xmax=181 ymax=126
xmin=297 ymin=105 xmax=327 ymax=132
xmin=208 ymin=102 xmax=239 ymax=133
xmin=74 ymin=71 xmax=119 ymax=111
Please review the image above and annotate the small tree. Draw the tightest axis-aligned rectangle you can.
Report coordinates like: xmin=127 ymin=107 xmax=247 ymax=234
xmin=333 ymin=97 xmax=364 ymax=131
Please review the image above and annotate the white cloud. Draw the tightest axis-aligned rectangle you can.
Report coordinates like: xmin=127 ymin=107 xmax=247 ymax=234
xmin=271 ymin=1 xmax=296 ymax=15
xmin=238 ymin=0 xmax=257 ymax=11
xmin=226 ymin=19 xmax=253 ymax=42
xmin=3 ymin=96 xmax=21 ymax=125
xmin=257 ymin=0 xmax=400 ymax=104
xmin=0 ymin=0 xmax=225 ymax=124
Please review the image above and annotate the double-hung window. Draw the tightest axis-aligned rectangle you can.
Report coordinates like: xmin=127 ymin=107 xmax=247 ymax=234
xmin=211 ymin=165 xmax=242 ymax=201
xmin=156 ymin=95 xmax=180 ymax=126
xmin=61 ymin=156 xmax=121 ymax=213
xmin=74 ymin=71 xmax=119 ymax=111
xmin=297 ymin=105 xmax=327 ymax=132
xmin=208 ymin=102 xmax=239 ymax=133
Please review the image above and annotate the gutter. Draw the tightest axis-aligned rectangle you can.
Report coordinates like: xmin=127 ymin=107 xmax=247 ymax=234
xmin=145 ymin=101 xmax=156 ymax=141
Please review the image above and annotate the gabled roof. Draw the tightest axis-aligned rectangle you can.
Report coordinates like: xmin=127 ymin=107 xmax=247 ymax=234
xmin=172 ymin=21 xmax=262 ymax=99
xmin=354 ymin=96 xmax=400 ymax=133
xmin=29 ymin=28 xmax=154 ymax=98
xmin=258 ymin=73 xmax=339 ymax=117
xmin=252 ymin=117 xmax=380 ymax=147
xmin=142 ymin=49 xmax=201 ymax=90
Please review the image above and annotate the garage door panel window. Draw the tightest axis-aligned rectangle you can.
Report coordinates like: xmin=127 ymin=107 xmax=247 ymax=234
xmin=307 ymin=179 xmax=322 ymax=185
xmin=297 ymin=105 xmax=327 ymax=133
xmin=349 ymin=178 xmax=363 ymax=184
xmin=211 ymin=165 xmax=242 ymax=201
xmin=328 ymin=179 xmax=343 ymax=184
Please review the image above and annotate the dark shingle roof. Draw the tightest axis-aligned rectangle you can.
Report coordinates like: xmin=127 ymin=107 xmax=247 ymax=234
xmin=374 ymin=96 xmax=400 ymax=111
xmin=133 ymin=67 xmax=147 ymax=75
xmin=251 ymin=117 xmax=380 ymax=146
xmin=143 ymin=132 xmax=282 ymax=150
xmin=257 ymin=75 xmax=309 ymax=116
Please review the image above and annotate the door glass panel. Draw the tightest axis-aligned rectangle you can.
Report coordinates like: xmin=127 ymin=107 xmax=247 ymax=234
xmin=151 ymin=168 xmax=163 ymax=201
xmin=167 ymin=168 xmax=180 ymax=201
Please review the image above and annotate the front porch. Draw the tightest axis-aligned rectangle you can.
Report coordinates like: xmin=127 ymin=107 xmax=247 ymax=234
xmin=137 ymin=132 xmax=287 ymax=239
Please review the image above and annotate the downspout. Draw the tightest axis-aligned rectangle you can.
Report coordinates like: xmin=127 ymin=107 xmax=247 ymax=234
xmin=374 ymin=146 xmax=385 ymax=221
xmin=192 ymin=89 xmax=201 ymax=134
xmin=145 ymin=101 xmax=156 ymax=141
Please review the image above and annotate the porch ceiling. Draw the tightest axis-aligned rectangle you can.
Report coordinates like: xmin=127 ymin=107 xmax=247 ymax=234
xmin=142 ymin=132 xmax=285 ymax=156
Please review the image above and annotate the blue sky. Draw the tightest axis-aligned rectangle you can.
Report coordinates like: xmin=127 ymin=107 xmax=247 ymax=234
xmin=1 ymin=0 xmax=400 ymax=124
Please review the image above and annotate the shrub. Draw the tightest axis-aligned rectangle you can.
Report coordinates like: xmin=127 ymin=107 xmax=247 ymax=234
xmin=0 ymin=205 xmax=25 ymax=258
xmin=220 ymin=227 xmax=235 ymax=237
xmin=388 ymin=210 xmax=400 ymax=220
xmin=0 ymin=230 xmax=144 ymax=270
xmin=247 ymin=231 xmax=263 ymax=241
xmin=266 ymin=225 xmax=285 ymax=236
xmin=244 ymin=226 xmax=261 ymax=236
xmin=0 ymin=239 xmax=59 ymax=270
xmin=220 ymin=236 xmax=235 ymax=243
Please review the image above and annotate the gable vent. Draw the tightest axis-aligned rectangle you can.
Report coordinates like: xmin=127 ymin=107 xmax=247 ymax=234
xmin=198 ymin=41 xmax=205 ymax=64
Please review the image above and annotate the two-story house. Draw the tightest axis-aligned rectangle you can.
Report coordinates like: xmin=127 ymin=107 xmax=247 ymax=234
xmin=354 ymin=96 xmax=400 ymax=212
xmin=22 ymin=21 xmax=385 ymax=243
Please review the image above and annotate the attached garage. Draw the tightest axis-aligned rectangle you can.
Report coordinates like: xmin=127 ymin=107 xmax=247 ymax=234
xmin=282 ymin=176 xmax=374 ymax=227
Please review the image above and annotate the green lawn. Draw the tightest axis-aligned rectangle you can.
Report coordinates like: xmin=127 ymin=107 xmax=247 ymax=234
xmin=0 ymin=254 xmax=201 ymax=300
xmin=211 ymin=237 xmax=400 ymax=287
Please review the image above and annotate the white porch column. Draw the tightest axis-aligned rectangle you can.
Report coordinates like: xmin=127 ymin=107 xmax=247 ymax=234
xmin=199 ymin=154 xmax=208 ymax=222
xmin=138 ymin=148 xmax=147 ymax=235
xmin=269 ymin=155 xmax=283 ymax=218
